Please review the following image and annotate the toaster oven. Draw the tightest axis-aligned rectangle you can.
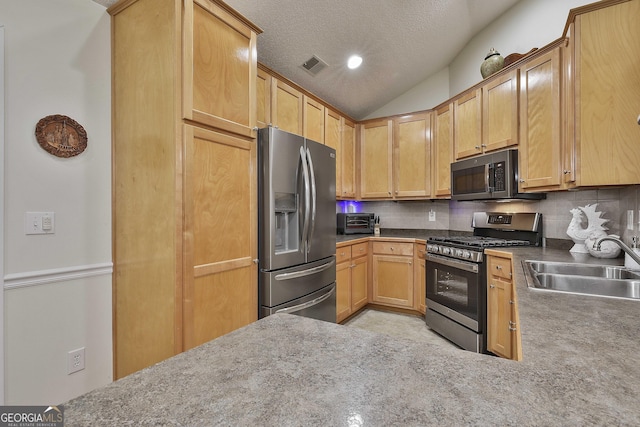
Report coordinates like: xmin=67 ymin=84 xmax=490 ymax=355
xmin=337 ymin=213 xmax=375 ymax=235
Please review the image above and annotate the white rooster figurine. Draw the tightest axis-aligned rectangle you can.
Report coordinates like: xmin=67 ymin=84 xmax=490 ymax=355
xmin=566 ymin=204 xmax=609 ymax=253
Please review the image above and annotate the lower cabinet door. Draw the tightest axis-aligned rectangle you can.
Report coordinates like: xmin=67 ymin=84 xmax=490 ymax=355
xmin=336 ymin=261 xmax=352 ymax=323
xmin=351 ymin=256 xmax=368 ymax=311
xmin=372 ymin=255 xmax=414 ymax=308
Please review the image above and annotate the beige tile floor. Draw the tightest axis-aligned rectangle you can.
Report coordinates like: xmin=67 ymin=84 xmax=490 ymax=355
xmin=342 ymin=308 xmax=458 ymax=349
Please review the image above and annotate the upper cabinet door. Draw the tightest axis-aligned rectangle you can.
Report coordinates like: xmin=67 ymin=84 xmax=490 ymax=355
xmin=341 ymin=118 xmax=357 ymax=199
xmin=183 ymin=0 xmax=259 ymax=138
xmin=303 ymin=95 xmax=325 ymax=144
xmin=519 ymin=47 xmax=563 ymax=192
xmin=454 ymin=89 xmax=482 ymax=159
xmin=324 ymin=108 xmax=341 ymax=196
xmin=256 ymin=67 xmax=272 ymax=129
xmin=393 ymin=112 xmax=431 ymax=198
xmin=360 ymin=119 xmax=393 ymax=199
xmin=482 ymin=69 xmax=518 ymax=153
xmin=271 ymin=78 xmax=303 ymax=135
xmin=432 ymin=103 xmax=453 ymax=198
xmin=572 ymin=0 xmax=640 ymax=186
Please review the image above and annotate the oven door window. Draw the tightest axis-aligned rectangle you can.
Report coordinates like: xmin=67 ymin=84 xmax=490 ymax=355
xmin=426 ymin=256 xmax=479 ymax=323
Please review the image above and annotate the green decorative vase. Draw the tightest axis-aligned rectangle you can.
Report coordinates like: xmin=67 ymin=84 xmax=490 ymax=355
xmin=480 ymin=48 xmax=504 ymax=78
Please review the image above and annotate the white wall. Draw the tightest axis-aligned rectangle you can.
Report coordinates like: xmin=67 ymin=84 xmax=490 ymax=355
xmin=364 ymin=67 xmax=450 ymax=119
xmin=1 ymin=0 xmax=112 ymax=404
xmin=449 ymin=0 xmax=593 ymax=96
xmin=368 ymin=0 xmax=593 ymax=117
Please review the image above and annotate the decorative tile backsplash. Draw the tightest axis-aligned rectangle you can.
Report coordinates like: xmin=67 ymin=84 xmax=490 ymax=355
xmin=337 ymin=186 xmax=640 ymax=245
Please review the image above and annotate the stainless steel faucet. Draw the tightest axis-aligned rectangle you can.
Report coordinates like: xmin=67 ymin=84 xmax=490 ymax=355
xmin=593 ymin=236 xmax=640 ymax=266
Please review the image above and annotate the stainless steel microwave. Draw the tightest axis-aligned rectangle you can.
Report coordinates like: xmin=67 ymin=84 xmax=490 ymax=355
xmin=450 ymin=149 xmax=545 ymax=201
xmin=337 ymin=213 xmax=375 ymax=234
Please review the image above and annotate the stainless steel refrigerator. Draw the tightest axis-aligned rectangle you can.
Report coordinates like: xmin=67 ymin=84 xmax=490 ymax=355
xmin=258 ymin=127 xmax=336 ymax=322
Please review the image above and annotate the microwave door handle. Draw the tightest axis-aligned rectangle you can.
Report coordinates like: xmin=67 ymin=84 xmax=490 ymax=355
xmin=486 ymin=163 xmax=494 ymax=193
xmin=299 ymin=146 xmax=310 ymax=250
xmin=306 ymin=147 xmax=317 ymax=253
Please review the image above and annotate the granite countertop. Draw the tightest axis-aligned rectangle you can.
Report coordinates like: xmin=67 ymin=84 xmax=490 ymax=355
xmin=64 ymin=246 xmax=640 ymax=425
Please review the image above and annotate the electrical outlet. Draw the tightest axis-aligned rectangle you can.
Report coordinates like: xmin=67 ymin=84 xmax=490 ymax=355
xmin=628 ymin=210 xmax=634 ymax=231
xmin=67 ymin=347 xmax=85 ymax=375
xmin=429 ymin=210 xmax=436 ymax=222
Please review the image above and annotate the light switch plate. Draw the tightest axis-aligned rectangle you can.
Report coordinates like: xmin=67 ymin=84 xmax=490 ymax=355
xmin=24 ymin=212 xmax=55 ymax=235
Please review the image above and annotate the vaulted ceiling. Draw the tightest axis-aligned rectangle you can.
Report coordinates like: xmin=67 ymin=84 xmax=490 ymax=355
xmin=93 ymin=0 xmax=521 ymax=120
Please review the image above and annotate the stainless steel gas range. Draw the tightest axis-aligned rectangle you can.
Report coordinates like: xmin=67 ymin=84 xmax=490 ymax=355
xmin=425 ymin=212 xmax=542 ymax=353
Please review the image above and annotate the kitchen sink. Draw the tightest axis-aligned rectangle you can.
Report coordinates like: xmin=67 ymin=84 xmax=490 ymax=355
xmin=523 ymin=260 xmax=640 ymax=300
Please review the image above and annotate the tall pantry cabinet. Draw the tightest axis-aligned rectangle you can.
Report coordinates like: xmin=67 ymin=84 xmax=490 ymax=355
xmin=109 ymin=0 xmax=261 ymax=379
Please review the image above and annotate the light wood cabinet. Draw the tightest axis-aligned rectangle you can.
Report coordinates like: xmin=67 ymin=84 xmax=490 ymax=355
xmin=414 ymin=243 xmax=427 ymax=314
xmin=271 ymin=78 xmax=303 ymax=135
xmin=454 ymin=89 xmax=482 ymax=159
xmin=336 ymin=242 xmax=369 ymax=323
xmin=567 ymin=0 xmax=640 ymax=186
xmin=486 ymin=250 xmax=522 ymax=361
xmin=360 ymin=119 xmax=393 ymax=198
xmin=183 ymin=126 xmax=257 ymax=349
xmin=371 ymin=242 xmax=414 ymax=308
xmin=341 ymin=118 xmax=357 ymax=199
xmin=183 ymin=0 xmax=257 ymax=138
xmin=432 ymin=103 xmax=454 ymax=198
xmin=109 ymin=0 xmax=259 ymax=379
xmin=518 ymin=46 xmax=564 ymax=192
xmin=256 ymin=67 xmax=272 ymax=128
xmin=454 ymin=70 xmax=518 ymax=160
xmin=482 ymin=70 xmax=519 ymax=153
xmin=303 ymin=95 xmax=325 ymax=143
xmin=359 ymin=114 xmax=431 ymax=200
xmin=393 ymin=113 xmax=432 ymax=198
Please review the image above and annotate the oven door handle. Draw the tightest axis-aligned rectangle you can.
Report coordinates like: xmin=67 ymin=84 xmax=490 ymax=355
xmin=426 ymin=254 xmax=479 ymax=273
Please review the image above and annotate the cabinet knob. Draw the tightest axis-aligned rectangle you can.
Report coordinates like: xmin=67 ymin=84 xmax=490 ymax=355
xmin=490 ymin=284 xmax=495 ymax=288
xmin=509 ymin=326 xmax=517 ymax=332
xmin=519 ymin=179 xmax=525 ymax=183
xmin=481 ymin=144 xmax=487 ymax=148
xmin=340 ymin=252 xmax=345 ymax=256
xmin=409 ymin=261 xmax=412 ymax=265
xmin=351 ymin=264 xmax=356 ymax=268
xmin=475 ymin=145 xmax=481 ymax=150
xmin=509 ymin=300 xmax=515 ymax=305
xmin=253 ymin=259 xmax=259 ymax=264
xmin=388 ymin=191 xmax=392 ymax=195
xmin=563 ymin=170 xmax=571 ymax=174
xmin=390 ymin=247 xmax=394 ymax=251
xmin=637 ymin=114 xmax=640 ymax=125
xmin=395 ymin=190 xmax=398 ymax=194
xmin=496 ymin=265 xmax=502 ymax=270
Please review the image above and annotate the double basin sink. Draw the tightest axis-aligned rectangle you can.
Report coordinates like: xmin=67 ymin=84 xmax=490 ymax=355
xmin=523 ymin=260 xmax=640 ymax=300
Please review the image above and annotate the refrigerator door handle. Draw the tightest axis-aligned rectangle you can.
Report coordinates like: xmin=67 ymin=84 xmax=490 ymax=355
xmin=306 ymin=147 xmax=317 ymax=253
xmin=274 ymin=284 xmax=335 ymax=315
xmin=274 ymin=258 xmax=336 ymax=281
xmin=299 ymin=146 xmax=311 ymax=249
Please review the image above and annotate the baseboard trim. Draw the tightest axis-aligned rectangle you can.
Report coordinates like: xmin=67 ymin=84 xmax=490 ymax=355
xmin=3 ymin=262 xmax=113 ymax=290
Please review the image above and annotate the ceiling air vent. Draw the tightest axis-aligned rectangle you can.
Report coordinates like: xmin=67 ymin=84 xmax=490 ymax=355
xmin=301 ymin=55 xmax=328 ymax=76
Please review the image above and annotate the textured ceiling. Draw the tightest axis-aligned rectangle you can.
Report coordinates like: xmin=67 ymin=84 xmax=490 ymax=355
xmin=94 ymin=0 xmax=520 ymax=120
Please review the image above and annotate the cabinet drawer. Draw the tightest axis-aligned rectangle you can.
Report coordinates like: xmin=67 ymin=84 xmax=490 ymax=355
xmin=372 ymin=242 xmax=414 ymax=256
xmin=336 ymin=246 xmax=352 ymax=263
xmin=488 ymin=256 xmax=512 ymax=279
xmin=351 ymin=242 xmax=369 ymax=258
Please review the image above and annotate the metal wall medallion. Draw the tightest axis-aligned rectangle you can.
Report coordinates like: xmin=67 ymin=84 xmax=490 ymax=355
xmin=35 ymin=114 xmax=88 ymax=158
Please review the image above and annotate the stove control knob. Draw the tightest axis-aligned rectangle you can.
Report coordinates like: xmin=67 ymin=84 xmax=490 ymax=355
xmin=455 ymin=249 xmax=463 ymax=258
xmin=461 ymin=250 xmax=471 ymax=259
xmin=442 ymin=247 xmax=451 ymax=255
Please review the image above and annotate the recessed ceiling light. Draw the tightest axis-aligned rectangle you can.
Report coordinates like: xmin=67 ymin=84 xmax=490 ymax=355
xmin=347 ymin=55 xmax=363 ymax=69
